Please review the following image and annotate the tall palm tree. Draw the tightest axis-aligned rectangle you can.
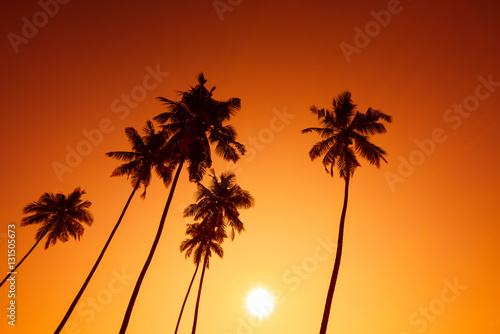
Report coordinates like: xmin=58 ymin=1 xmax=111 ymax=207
xmin=55 ymin=121 xmax=173 ymax=333
xmin=301 ymin=91 xmax=391 ymax=334
xmin=119 ymin=74 xmax=245 ymax=333
xmin=176 ymin=170 xmax=254 ymax=333
xmin=175 ymin=221 xmax=225 ymax=334
xmin=1 ymin=188 xmax=93 ymax=287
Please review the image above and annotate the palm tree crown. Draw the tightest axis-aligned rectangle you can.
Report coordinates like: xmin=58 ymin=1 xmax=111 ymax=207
xmin=21 ymin=187 xmax=93 ymax=249
xmin=180 ymin=221 xmax=225 ymax=269
xmin=154 ymin=73 xmax=245 ymax=182
xmin=106 ymin=120 xmax=175 ymax=197
xmin=302 ymin=91 xmax=392 ymax=178
xmin=183 ymin=170 xmax=255 ymax=240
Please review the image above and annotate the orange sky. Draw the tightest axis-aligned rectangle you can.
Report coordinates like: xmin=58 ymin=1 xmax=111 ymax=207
xmin=1 ymin=0 xmax=500 ymax=333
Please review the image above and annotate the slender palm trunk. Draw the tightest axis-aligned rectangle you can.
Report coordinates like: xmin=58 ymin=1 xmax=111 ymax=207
xmin=319 ymin=176 xmax=350 ymax=334
xmin=119 ymin=160 xmax=184 ymax=334
xmin=54 ymin=182 xmax=140 ymax=333
xmin=0 ymin=226 xmax=51 ymax=287
xmin=174 ymin=262 xmax=200 ymax=334
xmin=191 ymin=255 xmax=207 ymax=334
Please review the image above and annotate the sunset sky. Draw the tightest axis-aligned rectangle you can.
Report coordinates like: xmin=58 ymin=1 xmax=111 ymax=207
xmin=1 ymin=0 xmax=500 ymax=333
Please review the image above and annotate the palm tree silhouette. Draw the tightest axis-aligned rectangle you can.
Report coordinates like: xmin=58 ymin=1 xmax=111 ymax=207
xmin=301 ymin=91 xmax=391 ymax=334
xmin=175 ymin=170 xmax=254 ymax=334
xmin=55 ymin=121 xmax=172 ymax=333
xmin=1 ymin=188 xmax=93 ymax=287
xmin=119 ymin=74 xmax=245 ymax=333
xmin=183 ymin=170 xmax=255 ymax=240
xmin=177 ymin=221 xmax=225 ymax=334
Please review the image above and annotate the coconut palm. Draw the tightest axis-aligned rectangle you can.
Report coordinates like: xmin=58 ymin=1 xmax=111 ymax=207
xmin=301 ymin=91 xmax=391 ymax=334
xmin=0 ymin=188 xmax=93 ymax=288
xmin=55 ymin=121 xmax=173 ymax=333
xmin=176 ymin=170 xmax=254 ymax=333
xmin=183 ymin=170 xmax=255 ymax=240
xmin=175 ymin=221 xmax=225 ymax=334
xmin=119 ymin=74 xmax=245 ymax=333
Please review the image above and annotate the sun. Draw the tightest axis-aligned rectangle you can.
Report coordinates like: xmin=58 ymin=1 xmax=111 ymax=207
xmin=246 ymin=286 xmax=275 ymax=318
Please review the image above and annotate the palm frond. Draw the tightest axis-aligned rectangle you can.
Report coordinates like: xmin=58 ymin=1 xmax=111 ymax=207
xmin=105 ymin=151 xmax=141 ymax=162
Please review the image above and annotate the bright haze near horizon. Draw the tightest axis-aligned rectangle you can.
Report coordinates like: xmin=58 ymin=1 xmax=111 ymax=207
xmin=1 ymin=0 xmax=500 ymax=333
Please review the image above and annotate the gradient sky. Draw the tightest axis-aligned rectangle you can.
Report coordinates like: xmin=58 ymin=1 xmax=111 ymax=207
xmin=1 ymin=0 xmax=500 ymax=333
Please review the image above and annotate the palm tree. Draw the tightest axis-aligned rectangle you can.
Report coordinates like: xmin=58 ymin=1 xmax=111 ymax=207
xmin=183 ymin=170 xmax=255 ymax=240
xmin=55 ymin=121 xmax=173 ymax=333
xmin=176 ymin=170 xmax=254 ymax=333
xmin=175 ymin=221 xmax=225 ymax=334
xmin=301 ymin=91 xmax=391 ymax=334
xmin=119 ymin=73 xmax=245 ymax=333
xmin=0 ymin=188 xmax=93 ymax=287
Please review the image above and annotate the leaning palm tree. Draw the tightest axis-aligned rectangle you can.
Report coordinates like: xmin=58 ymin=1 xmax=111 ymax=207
xmin=119 ymin=74 xmax=245 ymax=333
xmin=301 ymin=91 xmax=391 ymax=334
xmin=1 ymin=188 xmax=93 ymax=288
xmin=55 ymin=121 xmax=173 ymax=333
xmin=175 ymin=220 xmax=225 ymax=334
xmin=176 ymin=170 xmax=254 ymax=333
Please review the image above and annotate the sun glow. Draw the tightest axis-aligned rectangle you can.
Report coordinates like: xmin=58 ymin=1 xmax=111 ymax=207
xmin=246 ymin=287 xmax=275 ymax=318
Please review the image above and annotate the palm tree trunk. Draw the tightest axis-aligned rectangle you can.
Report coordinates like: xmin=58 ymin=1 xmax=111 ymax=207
xmin=191 ymin=255 xmax=207 ymax=334
xmin=54 ymin=181 xmax=140 ymax=333
xmin=174 ymin=262 xmax=200 ymax=334
xmin=319 ymin=176 xmax=350 ymax=334
xmin=0 ymin=225 xmax=51 ymax=287
xmin=119 ymin=160 xmax=184 ymax=334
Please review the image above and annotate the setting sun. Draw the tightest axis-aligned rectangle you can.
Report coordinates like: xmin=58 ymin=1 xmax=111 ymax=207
xmin=246 ymin=287 xmax=275 ymax=318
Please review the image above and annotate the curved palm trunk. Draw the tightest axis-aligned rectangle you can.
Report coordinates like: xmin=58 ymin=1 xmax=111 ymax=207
xmin=119 ymin=160 xmax=184 ymax=333
xmin=174 ymin=262 xmax=200 ymax=334
xmin=54 ymin=182 xmax=140 ymax=333
xmin=319 ymin=176 xmax=350 ymax=334
xmin=191 ymin=255 xmax=208 ymax=334
xmin=0 ymin=225 xmax=51 ymax=287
